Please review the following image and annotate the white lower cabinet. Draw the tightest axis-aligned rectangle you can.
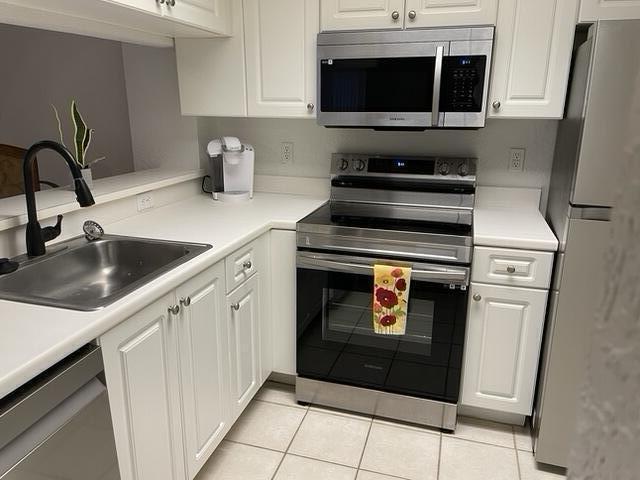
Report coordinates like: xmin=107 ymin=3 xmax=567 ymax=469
xmin=102 ymin=262 xmax=231 ymax=480
xmin=227 ymin=274 xmax=262 ymax=417
xmin=270 ymin=230 xmax=297 ymax=375
xmin=175 ymin=264 xmax=229 ymax=479
xmin=461 ymin=282 xmax=548 ymax=415
xmin=101 ymin=293 xmax=187 ymax=480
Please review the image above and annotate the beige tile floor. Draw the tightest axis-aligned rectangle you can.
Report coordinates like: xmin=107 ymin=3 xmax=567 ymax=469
xmin=196 ymin=382 xmax=567 ymax=480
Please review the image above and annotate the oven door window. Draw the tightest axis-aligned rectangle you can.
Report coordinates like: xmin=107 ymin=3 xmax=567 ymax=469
xmin=297 ymin=268 xmax=467 ymax=403
xmin=320 ymin=57 xmax=435 ymax=113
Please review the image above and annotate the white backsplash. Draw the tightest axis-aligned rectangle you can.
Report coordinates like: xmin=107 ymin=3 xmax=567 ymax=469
xmin=198 ymin=117 xmax=558 ymax=211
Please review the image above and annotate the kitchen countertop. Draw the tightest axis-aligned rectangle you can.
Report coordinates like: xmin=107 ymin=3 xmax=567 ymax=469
xmin=474 ymin=186 xmax=558 ymax=252
xmin=0 ymin=192 xmax=326 ymax=399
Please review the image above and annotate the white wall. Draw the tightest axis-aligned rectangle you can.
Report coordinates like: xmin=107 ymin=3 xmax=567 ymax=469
xmin=199 ymin=117 xmax=559 ymax=210
xmin=122 ymin=44 xmax=201 ymax=171
xmin=0 ymin=24 xmax=134 ymax=186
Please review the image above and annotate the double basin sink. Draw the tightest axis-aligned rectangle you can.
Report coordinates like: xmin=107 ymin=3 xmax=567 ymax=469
xmin=0 ymin=235 xmax=212 ymax=311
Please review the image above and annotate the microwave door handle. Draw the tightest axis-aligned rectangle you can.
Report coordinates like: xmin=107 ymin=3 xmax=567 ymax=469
xmin=297 ymin=254 xmax=468 ymax=284
xmin=432 ymin=45 xmax=444 ymax=127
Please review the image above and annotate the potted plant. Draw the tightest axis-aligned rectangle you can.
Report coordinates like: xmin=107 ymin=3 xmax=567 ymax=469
xmin=52 ymin=100 xmax=105 ymax=187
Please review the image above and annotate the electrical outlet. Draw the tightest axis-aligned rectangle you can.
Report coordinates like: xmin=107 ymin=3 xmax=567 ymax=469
xmin=281 ymin=142 xmax=294 ymax=164
xmin=136 ymin=192 xmax=154 ymax=211
xmin=509 ymin=148 xmax=525 ymax=172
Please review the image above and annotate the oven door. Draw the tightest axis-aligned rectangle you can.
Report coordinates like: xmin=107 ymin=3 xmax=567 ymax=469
xmin=296 ymin=251 xmax=469 ymax=404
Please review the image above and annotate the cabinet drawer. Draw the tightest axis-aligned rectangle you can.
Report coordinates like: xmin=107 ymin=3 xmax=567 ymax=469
xmin=472 ymin=247 xmax=553 ymax=289
xmin=225 ymin=238 xmax=264 ymax=293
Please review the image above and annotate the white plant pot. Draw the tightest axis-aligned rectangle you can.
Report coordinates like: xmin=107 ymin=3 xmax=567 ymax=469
xmin=81 ymin=168 xmax=93 ymax=188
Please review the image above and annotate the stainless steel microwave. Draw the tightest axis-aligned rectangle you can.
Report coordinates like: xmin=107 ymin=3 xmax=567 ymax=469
xmin=317 ymin=27 xmax=494 ymax=130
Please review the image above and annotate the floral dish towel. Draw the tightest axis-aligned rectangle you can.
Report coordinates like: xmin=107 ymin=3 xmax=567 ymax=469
xmin=373 ymin=265 xmax=411 ymax=335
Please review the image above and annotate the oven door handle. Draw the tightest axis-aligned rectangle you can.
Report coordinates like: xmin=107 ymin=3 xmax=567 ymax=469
xmin=297 ymin=253 xmax=469 ymax=285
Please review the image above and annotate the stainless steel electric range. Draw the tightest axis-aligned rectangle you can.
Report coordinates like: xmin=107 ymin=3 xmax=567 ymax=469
xmin=295 ymin=153 xmax=476 ymax=431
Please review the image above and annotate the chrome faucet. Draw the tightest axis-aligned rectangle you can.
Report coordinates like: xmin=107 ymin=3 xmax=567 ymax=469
xmin=23 ymin=140 xmax=95 ymax=257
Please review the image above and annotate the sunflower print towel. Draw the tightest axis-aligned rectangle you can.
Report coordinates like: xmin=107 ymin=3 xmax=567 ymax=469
xmin=373 ymin=265 xmax=411 ymax=335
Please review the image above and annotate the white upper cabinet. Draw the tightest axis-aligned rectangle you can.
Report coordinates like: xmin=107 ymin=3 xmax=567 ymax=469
xmin=462 ymin=283 xmax=548 ymax=415
xmin=163 ymin=0 xmax=231 ymax=35
xmin=321 ymin=0 xmax=406 ymax=31
xmin=579 ymin=0 xmax=640 ymax=21
xmin=488 ymin=0 xmax=579 ymax=119
xmin=175 ymin=263 xmax=229 ymax=479
xmin=404 ymin=0 xmax=498 ymax=28
xmin=244 ymin=0 xmax=319 ymax=117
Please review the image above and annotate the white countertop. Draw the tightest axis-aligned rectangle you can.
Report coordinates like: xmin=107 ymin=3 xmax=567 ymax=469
xmin=474 ymin=187 xmax=558 ymax=252
xmin=0 ymin=192 xmax=326 ymax=399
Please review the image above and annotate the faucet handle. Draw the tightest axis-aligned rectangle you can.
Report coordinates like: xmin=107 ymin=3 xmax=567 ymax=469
xmin=41 ymin=215 xmax=63 ymax=243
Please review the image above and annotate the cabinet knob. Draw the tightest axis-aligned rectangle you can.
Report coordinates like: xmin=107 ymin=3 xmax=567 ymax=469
xmin=231 ymin=302 xmax=241 ymax=311
xmin=243 ymin=260 xmax=252 ymax=270
xmin=506 ymin=265 xmax=516 ymax=274
xmin=168 ymin=304 xmax=180 ymax=315
xmin=473 ymin=294 xmax=482 ymax=302
xmin=492 ymin=100 xmax=501 ymax=110
xmin=391 ymin=10 xmax=400 ymax=20
xmin=157 ymin=0 xmax=165 ymax=3
xmin=408 ymin=10 xmax=417 ymax=20
xmin=307 ymin=103 xmax=315 ymax=112
xmin=168 ymin=0 xmax=175 ymax=5
xmin=180 ymin=296 xmax=191 ymax=307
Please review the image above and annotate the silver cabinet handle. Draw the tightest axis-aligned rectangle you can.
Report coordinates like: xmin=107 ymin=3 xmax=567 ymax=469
xmin=492 ymin=100 xmax=501 ymax=110
xmin=180 ymin=296 xmax=191 ymax=307
xmin=307 ymin=103 xmax=315 ymax=111
xmin=473 ymin=294 xmax=482 ymax=302
xmin=243 ymin=260 xmax=252 ymax=270
xmin=506 ymin=266 xmax=516 ymax=274
xmin=168 ymin=304 xmax=180 ymax=315
xmin=408 ymin=10 xmax=417 ymax=19
xmin=168 ymin=0 xmax=176 ymax=5
xmin=391 ymin=10 xmax=400 ymax=20
xmin=231 ymin=302 xmax=240 ymax=311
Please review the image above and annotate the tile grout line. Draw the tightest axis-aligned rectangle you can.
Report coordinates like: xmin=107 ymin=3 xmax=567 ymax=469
xmin=254 ymin=397 xmax=309 ymax=410
xmin=436 ymin=432 xmax=443 ymax=480
xmin=268 ymin=402 xmax=310 ymax=480
xmin=513 ymin=427 xmax=523 ymax=480
xmin=358 ymin=467 xmax=415 ymax=480
xmin=441 ymin=433 xmax=518 ymax=451
xmin=355 ymin=416 xmax=374 ymax=473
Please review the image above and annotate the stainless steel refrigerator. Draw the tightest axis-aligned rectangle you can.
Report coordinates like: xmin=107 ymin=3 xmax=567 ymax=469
xmin=533 ymin=20 xmax=640 ymax=468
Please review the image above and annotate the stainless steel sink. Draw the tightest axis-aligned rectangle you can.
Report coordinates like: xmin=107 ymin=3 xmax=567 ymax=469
xmin=0 ymin=235 xmax=212 ymax=311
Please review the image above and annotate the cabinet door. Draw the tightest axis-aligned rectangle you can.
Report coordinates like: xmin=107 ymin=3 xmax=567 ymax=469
xmin=244 ymin=0 xmax=319 ymax=117
xmin=164 ymin=0 xmax=231 ymax=35
xmin=404 ymin=0 xmax=497 ymax=28
xmin=461 ymin=283 xmax=548 ymax=415
xmin=320 ymin=0 xmax=406 ymax=31
xmin=579 ymin=0 xmax=640 ymax=21
xmin=101 ymin=294 xmax=184 ymax=480
xmin=175 ymin=262 xmax=230 ymax=479
xmin=488 ymin=0 xmax=579 ymax=118
xmin=227 ymin=274 xmax=262 ymax=418
xmin=270 ymin=230 xmax=297 ymax=375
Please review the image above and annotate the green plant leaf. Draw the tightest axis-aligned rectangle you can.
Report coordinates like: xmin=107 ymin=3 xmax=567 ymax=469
xmin=72 ymin=100 xmax=89 ymax=167
xmin=50 ymin=104 xmax=66 ymax=147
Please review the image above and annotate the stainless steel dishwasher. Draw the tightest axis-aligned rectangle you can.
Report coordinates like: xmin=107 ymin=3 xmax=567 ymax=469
xmin=0 ymin=344 xmax=120 ymax=479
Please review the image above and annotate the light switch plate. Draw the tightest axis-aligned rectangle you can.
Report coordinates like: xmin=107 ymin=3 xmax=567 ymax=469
xmin=136 ymin=192 xmax=154 ymax=211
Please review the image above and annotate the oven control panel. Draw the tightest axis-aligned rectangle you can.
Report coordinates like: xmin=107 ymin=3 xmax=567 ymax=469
xmin=332 ymin=154 xmax=476 ymax=179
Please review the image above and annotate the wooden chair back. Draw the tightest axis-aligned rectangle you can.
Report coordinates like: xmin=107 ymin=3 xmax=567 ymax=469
xmin=0 ymin=144 xmax=40 ymax=199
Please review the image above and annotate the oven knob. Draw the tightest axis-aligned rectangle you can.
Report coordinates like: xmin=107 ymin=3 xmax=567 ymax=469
xmin=438 ymin=162 xmax=451 ymax=175
xmin=355 ymin=159 xmax=366 ymax=172
xmin=458 ymin=163 xmax=469 ymax=177
xmin=339 ymin=158 xmax=349 ymax=171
